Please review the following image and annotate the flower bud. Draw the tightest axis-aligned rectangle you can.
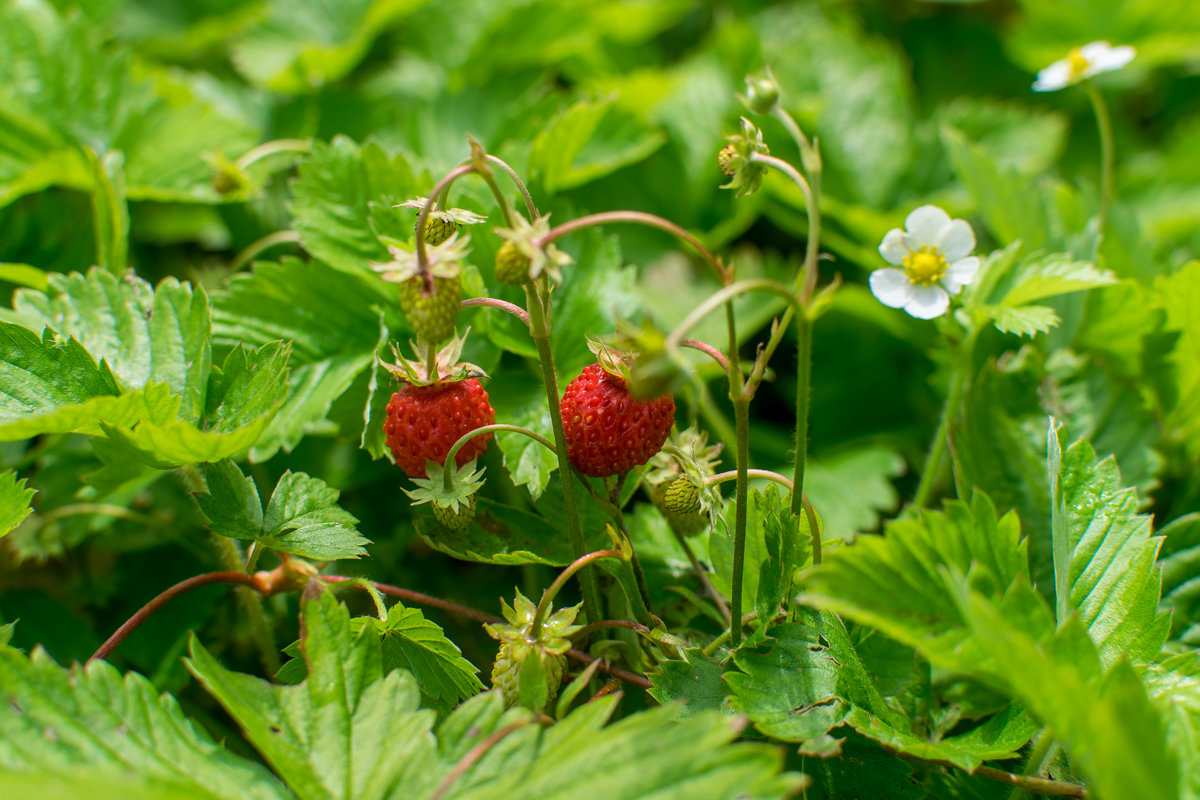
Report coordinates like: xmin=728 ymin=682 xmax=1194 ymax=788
xmin=743 ymin=70 xmax=781 ymax=114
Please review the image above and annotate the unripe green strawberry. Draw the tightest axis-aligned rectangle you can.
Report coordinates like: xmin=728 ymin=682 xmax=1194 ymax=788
xmin=432 ymin=493 xmax=476 ymax=530
xmin=652 ymin=480 xmax=707 ymax=538
xmin=663 ymin=476 xmax=701 ymax=513
xmin=418 ymin=216 xmax=458 ymax=246
xmin=485 ymin=591 xmax=581 ymax=711
xmin=718 ymin=144 xmax=738 ymax=177
xmin=494 ymin=239 xmax=532 ymax=286
xmin=491 ymin=641 xmax=520 ymax=703
xmin=397 ymin=274 xmax=462 ymax=345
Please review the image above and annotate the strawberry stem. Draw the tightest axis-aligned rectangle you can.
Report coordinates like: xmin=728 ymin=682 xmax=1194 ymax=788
xmin=416 ymin=164 xmax=476 ymax=276
xmin=525 ymin=282 xmax=605 ymax=627
xmin=531 ymin=549 xmax=625 ymax=640
xmin=538 ymin=210 xmax=731 ymax=285
xmin=460 ymin=297 xmax=530 ymax=327
xmin=441 ymin=423 xmax=556 ymax=492
xmin=708 ymin=470 xmax=822 ymax=565
xmin=89 ymin=570 xmax=265 ymax=664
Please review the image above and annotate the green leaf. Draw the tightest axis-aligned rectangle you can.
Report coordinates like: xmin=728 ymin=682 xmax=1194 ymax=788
xmin=289 ymin=137 xmax=420 ymax=275
xmin=1001 ymin=255 xmax=1117 ymax=308
xmin=756 ymin=488 xmax=809 ymax=623
xmin=231 ymin=0 xmax=432 ymax=93
xmin=937 ymin=97 xmax=1068 ymax=176
xmin=85 ymin=147 xmax=129 ymax=274
xmin=800 ymin=492 xmax=1033 ymax=667
xmin=14 ymin=269 xmax=212 ymax=420
xmin=415 ymin=497 xmax=598 ymax=566
xmin=725 ymin=612 xmax=1035 ymax=771
xmin=0 ymin=322 xmax=177 ymax=439
xmin=941 ymin=125 xmax=1052 ymax=252
xmin=1158 ymin=514 xmax=1200 ymax=645
xmin=985 ymin=304 xmax=1059 ymax=337
xmin=190 ymin=590 xmax=804 ymax=800
xmin=803 ymin=447 xmax=905 ymax=544
xmin=1156 ymin=262 xmax=1200 ymax=461
xmin=214 ymin=257 xmax=388 ymax=459
xmin=476 ymin=373 xmax=557 ymax=500
xmin=0 ymin=470 xmax=35 ymax=537
xmin=1144 ymin=652 xmax=1200 ymax=797
xmin=369 ymin=601 xmax=484 ymax=707
xmin=187 ymin=590 xmax=437 ymax=800
xmin=101 ymin=343 xmax=289 ymax=468
xmin=711 ymin=486 xmax=798 ymax=614
xmin=648 ymin=648 xmax=732 ymax=718
xmin=757 ymin=4 xmax=914 ymax=207
xmin=0 ymin=643 xmax=289 ymax=800
xmin=1057 ymin=439 xmax=1170 ymax=665
xmin=528 ymin=95 xmax=666 ymax=194
xmin=197 ymin=460 xmax=368 ymax=560
xmin=0 ymin=1 xmax=258 ymax=205
xmin=959 ymin=600 xmax=1179 ymax=800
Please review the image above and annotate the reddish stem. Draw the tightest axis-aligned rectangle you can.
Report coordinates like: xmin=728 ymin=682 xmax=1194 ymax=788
xmin=427 ymin=719 xmax=537 ymax=800
xmin=566 ymin=649 xmax=652 ymax=689
xmin=461 ymin=297 xmax=530 ymax=327
xmin=322 ymin=575 xmax=501 ymax=624
xmin=89 ymin=571 xmax=263 ymax=664
xmin=681 ymin=338 xmax=728 ymax=371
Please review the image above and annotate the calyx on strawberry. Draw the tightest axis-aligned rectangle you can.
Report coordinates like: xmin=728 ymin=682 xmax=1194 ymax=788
xmin=560 ymin=341 xmax=676 ymax=478
xmin=485 ymin=590 xmax=582 ymax=710
xmin=372 ymin=234 xmax=471 ymax=345
xmin=399 ymin=197 xmax=486 ymax=246
xmin=405 ymin=459 xmax=484 ymax=531
xmin=381 ymin=334 xmax=495 ymax=478
xmin=644 ymin=426 xmax=725 ymax=538
xmin=493 ymin=213 xmax=573 ymax=285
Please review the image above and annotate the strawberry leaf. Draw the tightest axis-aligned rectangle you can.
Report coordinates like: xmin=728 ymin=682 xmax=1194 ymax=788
xmin=189 ymin=591 xmax=805 ymax=800
xmin=0 ymin=470 xmax=35 ymax=538
xmin=369 ymin=602 xmax=484 ymax=707
xmin=14 ymin=269 xmax=212 ymax=421
xmin=1055 ymin=438 xmax=1170 ymax=665
xmin=0 ymin=643 xmax=289 ymax=800
xmin=213 ymin=257 xmax=390 ymax=460
xmin=290 ymin=137 xmax=419 ymax=275
xmin=196 ymin=461 xmax=368 ymax=561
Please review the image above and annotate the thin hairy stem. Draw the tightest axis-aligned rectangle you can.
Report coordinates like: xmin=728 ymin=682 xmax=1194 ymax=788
xmin=572 ymin=619 xmax=652 ymax=639
xmin=540 ymin=210 xmax=730 ymax=285
xmin=702 ymin=613 xmax=759 ymax=657
xmin=428 ymin=720 xmax=540 ymax=800
xmin=461 ymin=296 xmax=530 ymax=327
xmin=416 ymin=164 xmax=476 ymax=275
xmin=440 ymin=423 xmax=557 ymax=491
xmin=1084 ymin=81 xmax=1114 ymax=237
xmin=234 ymin=139 xmax=311 ymax=171
xmin=532 ymin=550 xmax=624 ymax=640
xmin=681 ymin=338 xmax=729 ymax=370
xmin=229 ymin=231 xmax=302 ymax=272
xmin=670 ymin=526 xmax=732 ymax=625
xmin=90 ymin=571 xmax=263 ymax=663
xmin=666 ymin=279 xmax=801 ymax=351
xmin=565 ymin=649 xmax=652 ymax=689
xmin=525 ymin=282 xmax=604 ymax=626
xmin=322 ymin=576 xmax=500 ymax=624
xmin=213 ymin=535 xmax=279 ymax=674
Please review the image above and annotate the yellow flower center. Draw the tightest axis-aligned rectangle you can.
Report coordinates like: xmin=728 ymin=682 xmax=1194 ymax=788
xmin=903 ymin=247 xmax=947 ymax=286
xmin=1067 ymin=48 xmax=1090 ymax=80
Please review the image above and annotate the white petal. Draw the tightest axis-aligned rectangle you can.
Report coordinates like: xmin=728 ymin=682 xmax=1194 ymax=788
xmin=941 ymin=256 xmax=980 ymax=295
xmin=904 ymin=206 xmax=952 ymax=248
xmin=937 ymin=219 xmax=975 ymax=261
xmin=1087 ymin=44 xmax=1135 ymax=74
xmin=1032 ymin=60 xmax=1072 ymax=92
xmin=1079 ymin=41 xmax=1114 ymax=61
xmin=878 ymin=228 xmax=910 ymax=265
xmin=904 ymin=285 xmax=950 ymax=319
xmin=869 ymin=268 xmax=914 ymax=309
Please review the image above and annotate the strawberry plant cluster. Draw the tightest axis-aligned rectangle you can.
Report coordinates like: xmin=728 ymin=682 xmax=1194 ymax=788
xmin=3 ymin=1 xmax=1200 ymax=799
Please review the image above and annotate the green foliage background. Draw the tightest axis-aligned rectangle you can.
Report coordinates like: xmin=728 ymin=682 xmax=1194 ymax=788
xmin=1 ymin=0 xmax=1200 ymax=797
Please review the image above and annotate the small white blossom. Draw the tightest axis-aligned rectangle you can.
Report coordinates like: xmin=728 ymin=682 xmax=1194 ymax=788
xmin=1032 ymin=41 xmax=1135 ymax=92
xmin=870 ymin=206 xmax=979 ymax=320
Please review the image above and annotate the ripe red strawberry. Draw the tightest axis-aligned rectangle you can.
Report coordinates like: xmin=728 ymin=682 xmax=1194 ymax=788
xmin=385 ymin=379 xmax=494 ymax=478
xmin=560 ymin=363 xmax=675 ymax=477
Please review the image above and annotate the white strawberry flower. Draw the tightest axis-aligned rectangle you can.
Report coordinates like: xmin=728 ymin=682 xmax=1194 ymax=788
xmin=1032 ymin=41 xmax=1135 ymax=92
xmin=869 ymin=206 xmax=979 ymax=320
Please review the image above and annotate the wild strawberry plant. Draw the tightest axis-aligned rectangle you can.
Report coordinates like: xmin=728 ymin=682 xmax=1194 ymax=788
xmin=2 ymin=1 xmax=1200 ymax=799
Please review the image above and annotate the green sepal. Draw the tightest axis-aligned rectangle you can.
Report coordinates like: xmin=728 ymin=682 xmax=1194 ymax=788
xmin=404 ymin=459 xmax=485 ymax=516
